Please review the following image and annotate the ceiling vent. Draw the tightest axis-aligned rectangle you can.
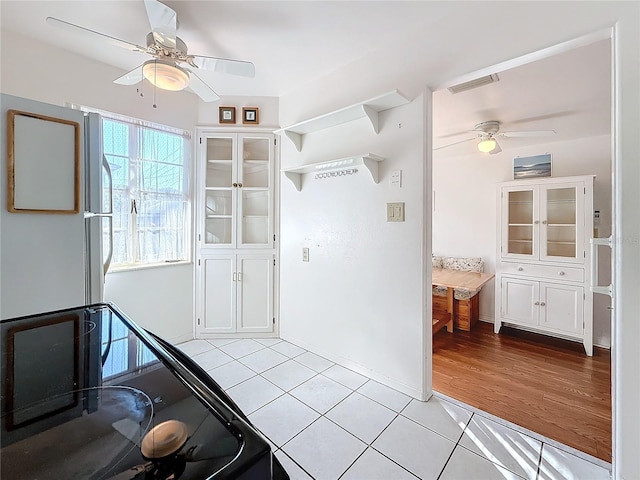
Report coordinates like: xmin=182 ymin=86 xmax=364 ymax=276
xmin=448 ymin=74 xmax=500 ymax=94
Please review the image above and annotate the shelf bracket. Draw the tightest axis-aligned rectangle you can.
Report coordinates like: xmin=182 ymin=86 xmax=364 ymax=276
xmin=283 ymin=171 xmax=302 ymax=191
xmin=361 ymin=156 xmax=380 ymax=183
xmin=284 ymin=130 xmax=302 ymax=152
xmin=361 ymin=104 xmax=380 ymax=134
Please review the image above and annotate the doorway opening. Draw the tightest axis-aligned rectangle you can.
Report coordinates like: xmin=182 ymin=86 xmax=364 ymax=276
xmin=429 ymin=33 xmax=614 ymax=462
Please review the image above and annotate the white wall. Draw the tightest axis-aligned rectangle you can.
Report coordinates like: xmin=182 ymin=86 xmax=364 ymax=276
xmin=280 ymin=98 xmax=427 ymax=398
xmin=433 ymin=135 xmax=612 ymax=347
xmin=104 ymin=265 xmax=193 ymax=342
xmin=278 ymin=4 xmax=639 ymax=477
xmin=1 ymin=31 xmax=199 ymax=341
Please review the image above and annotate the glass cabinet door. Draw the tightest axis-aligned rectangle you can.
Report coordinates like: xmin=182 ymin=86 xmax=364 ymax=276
xmin=540 ymin=184 xmax=583 ymax=262
xmin=204 ymin=137 xmax=235 ymax=246
xmin=238 ymin=135 xmax=271 ymax=247
xmin=502 ymin=187 xmax=537 ymax=259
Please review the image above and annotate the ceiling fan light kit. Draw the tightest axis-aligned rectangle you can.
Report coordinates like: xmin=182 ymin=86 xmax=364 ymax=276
xmin=142 ymin=59 xmax=189 ymax=91
xmin=477 ymin=137 xmax=498 ymax=153
xmin=436 ymin=119 xmax=556 ymax=155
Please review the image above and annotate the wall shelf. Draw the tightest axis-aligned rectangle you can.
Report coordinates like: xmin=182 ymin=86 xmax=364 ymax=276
xmin=282 ymin=153 xmax=384 ymax=191
xmin=274 ymin=90 xmax=409 ymax=152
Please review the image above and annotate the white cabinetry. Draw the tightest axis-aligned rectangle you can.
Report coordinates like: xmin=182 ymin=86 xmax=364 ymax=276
xmin=195 ymin=130 xmax=276 ymax=337
xmin=201 ymin=254 xmax=274 ymax=334
xmin=500 ymin=277 xmax=584 ymax=336
xmin=495 ymin=175 xmax=594 ymax=355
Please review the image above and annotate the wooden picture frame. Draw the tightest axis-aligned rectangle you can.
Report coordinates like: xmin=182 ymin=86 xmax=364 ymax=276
xmin=219 ymin=106 xmax=236 ymax=124
xmin=7 ymin=110 xmax=80 ymax=214
xmin=242 ymin=107 xmax=259 ymax=125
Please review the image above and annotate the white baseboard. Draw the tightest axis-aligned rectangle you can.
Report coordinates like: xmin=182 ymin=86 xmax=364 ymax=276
xmin=281 ymin=334 xmax=426 ymax=401
xmin=168 ymin=332 xmax=194 ymax=345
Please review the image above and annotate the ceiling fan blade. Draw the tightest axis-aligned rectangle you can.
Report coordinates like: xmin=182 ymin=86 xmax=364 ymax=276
xmin=185 ymin=69 xmax=220 ymax=102
xmin=189 ymin=55 xmax=256 ymax=78
xmin=499 ymin=130 xmax=556 ymax=138
xmin=144 ymin=0 xmax=177 ymax=49
xmin=433 ymin=137 xmax=476 ymax=151
xmin=113 ymin=66 xmax=144 ymax=85
xmin=46 ymin=17 xmax=146 ymax=51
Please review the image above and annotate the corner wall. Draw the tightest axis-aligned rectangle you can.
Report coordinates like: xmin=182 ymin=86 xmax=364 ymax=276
xmin=279 ymin=98 xmax=427 ymax=397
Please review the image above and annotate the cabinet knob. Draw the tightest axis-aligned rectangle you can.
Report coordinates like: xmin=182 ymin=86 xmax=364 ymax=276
xmin=540 ymin=302 xmax=546 ymax=306
xmin=517 ymin=266 xmax=524 ymax=271
xmin=534 ymin=301 xmax=540 ymax=305
xmin=237 ymin=182 xmax=243 ymax=188
xmin=542 ymin=220 xmax=548 ymax=225
xmin=232 ymin=182 xmax=238 ymax=187
xmin=534 ymin=220 xmax=540 ymax=224
xmin=558 ymin=271 xmax=565 ymax=276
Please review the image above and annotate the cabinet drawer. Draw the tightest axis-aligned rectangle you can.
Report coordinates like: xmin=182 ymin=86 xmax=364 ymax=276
xmin=500 ymin=262 xmax=584 ymax=282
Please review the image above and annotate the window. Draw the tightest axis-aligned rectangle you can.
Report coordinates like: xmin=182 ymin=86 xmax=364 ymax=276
xmin=87 ymin=109 xmax=191 ymax=268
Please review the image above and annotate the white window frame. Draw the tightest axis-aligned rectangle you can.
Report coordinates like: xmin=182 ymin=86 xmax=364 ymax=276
xmin=76 ymin=105 xmax=192 ymax=270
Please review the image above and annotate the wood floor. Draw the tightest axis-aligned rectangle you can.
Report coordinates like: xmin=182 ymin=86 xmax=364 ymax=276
xmin=433 ymin=321 xmax=612 ymax=462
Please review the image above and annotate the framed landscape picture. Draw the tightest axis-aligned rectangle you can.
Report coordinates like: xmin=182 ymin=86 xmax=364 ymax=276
xmin=514 ymin=153 xmax=552 ymax=179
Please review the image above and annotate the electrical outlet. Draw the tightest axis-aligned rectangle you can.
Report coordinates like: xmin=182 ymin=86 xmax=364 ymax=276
xmin=302 ymin=247 xmax=309 ymax=262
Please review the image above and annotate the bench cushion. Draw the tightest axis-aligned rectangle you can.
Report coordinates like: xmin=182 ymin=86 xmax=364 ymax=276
xmin=442 ymin=256 xmax=484 ymax=273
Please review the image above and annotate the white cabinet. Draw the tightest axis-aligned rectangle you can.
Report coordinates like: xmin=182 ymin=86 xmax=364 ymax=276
xmin=199 ymin=132 xmax=274 ymax=249
xmin=199 ymin=254 xmax=274 ymax=335
xmin=195 ymin=129 xmax=277 ymax=337
xmin=501 ymin=277 xmax=584 ymax=336
xmin=495 ymin=175 xmax=594 ymax=355
xmin=500 ymin=181 xmax=586 ymax=263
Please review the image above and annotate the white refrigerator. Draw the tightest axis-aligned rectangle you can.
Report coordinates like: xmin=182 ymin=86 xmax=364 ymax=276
xmin=0 ymin=94 xmax=111 ymax=319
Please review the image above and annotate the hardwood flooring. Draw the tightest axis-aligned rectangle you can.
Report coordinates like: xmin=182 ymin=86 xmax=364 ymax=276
xmin=432 ymin=321 xmax=612 ymax=462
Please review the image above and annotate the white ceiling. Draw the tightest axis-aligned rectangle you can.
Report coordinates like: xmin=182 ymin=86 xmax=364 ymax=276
xmin=0 ymin=1 xmax=611 ymax=151
xmin=0 ymin=1 xmax=455 ymax=97
xmin=432 ymin=39 xmax=611 ymax=157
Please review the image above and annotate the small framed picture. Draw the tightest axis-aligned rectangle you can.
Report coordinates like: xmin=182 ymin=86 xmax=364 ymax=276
xmin=219 ymin=106 xmax=236 ymax=124
xmin=242 ymin=107 xmax=259 ymax=125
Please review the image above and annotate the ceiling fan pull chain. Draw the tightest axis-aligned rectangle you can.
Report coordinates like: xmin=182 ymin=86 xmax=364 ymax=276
xmin=137 ymin=64 xmax=144 ymax=98
xmin=152 ymin=60 xmax=157 ymax=109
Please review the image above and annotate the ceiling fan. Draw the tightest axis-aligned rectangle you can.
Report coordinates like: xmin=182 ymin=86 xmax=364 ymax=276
xmin=46 ymin=0 xmax=255 ymax=103
xmin=434 ymin=120 xmax=556 ymax=154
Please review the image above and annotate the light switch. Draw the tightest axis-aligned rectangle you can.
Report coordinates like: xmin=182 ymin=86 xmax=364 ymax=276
xmin=387 ymin=202 xmax=405 ymax=222
xmin=302 ymin=247 xmax=309 ymax=262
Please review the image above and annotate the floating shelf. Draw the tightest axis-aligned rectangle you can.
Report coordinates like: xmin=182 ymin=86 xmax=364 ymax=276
xmin=274 ymin=90 xmax=409 ymax=152
xmin=282 ymin=153 xmax=384 ymax=191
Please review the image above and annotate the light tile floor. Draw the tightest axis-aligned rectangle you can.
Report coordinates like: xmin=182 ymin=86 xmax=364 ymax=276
xmin=176 ymin=337 xmax=612 ymax=480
